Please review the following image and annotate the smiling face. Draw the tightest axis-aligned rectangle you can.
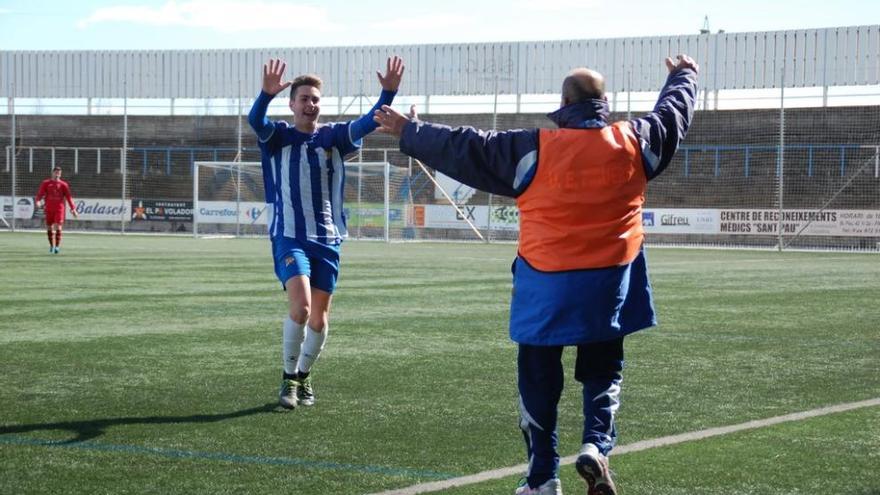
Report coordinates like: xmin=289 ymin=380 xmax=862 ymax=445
xmin=289 ymin=85 xmax=321 ymax=132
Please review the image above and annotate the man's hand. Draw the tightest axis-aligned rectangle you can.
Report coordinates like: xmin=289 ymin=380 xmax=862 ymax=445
xmin=665 ymin=54 xmax=699 ymax=74
xmin=373 ymin=105 xmax=411 ymax=138
xmin=377 ymin=56 xmax=405 ymax=92
xmin=262 ymin=59 xmax=292 ymax=96
xmin=71 ymin=209 xmax=78 ymax=218
xmin=36 ymin=199 xmax=44 ymax=209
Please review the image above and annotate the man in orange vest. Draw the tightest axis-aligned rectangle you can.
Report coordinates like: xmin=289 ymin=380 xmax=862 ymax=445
xmin=375 ymin=55 xmax=698 ymax=495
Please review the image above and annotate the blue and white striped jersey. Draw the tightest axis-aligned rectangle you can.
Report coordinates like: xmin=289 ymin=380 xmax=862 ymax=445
xmin=249 ymin=90 xmax=395 ymax=245
xmin=258 ymin=120 xmax=355 ymax=244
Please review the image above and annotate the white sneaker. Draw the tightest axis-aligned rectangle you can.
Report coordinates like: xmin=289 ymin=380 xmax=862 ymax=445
xmin=514 ymin=477 xmax=562 ymax=494
xmin=575 ymin=443 xmax=617 ymax=495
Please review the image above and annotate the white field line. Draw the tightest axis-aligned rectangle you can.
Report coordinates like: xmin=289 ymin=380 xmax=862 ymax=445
xmin=367 ymin=397 xmax=880 ymax=495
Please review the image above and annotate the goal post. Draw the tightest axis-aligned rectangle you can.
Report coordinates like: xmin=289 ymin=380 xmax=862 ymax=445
xmin=193 ymin=161 xmax=267 ymax=238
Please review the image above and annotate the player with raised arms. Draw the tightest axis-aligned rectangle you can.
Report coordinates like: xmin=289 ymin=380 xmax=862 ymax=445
xmin=249 ymin=56 xmax=405 ymax=409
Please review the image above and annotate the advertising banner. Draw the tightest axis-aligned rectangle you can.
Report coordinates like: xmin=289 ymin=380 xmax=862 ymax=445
xmin=72 ymin=198 xmax=130 ymax=222
xmin=642 ymin=209 xmax=719 ymax=234
xmin=0 ymin=196 xmax=35 ymax=219
xmin=719 ymin=209 xmax=880 ymax=237
xmin=196 ymin=201 xmax=269 ymax=225
xmin=401 ymin=205 xmax=880 ymax=238
xmin=131 ymin=199 xmax=193 ymax=222
xmin=423 ymin=204 xmax=489 ymax=229
xmin=344 ymin=204 xmax=403 ymax=227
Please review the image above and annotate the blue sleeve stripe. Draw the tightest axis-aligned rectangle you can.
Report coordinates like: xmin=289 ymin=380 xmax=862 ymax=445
xmin=639 ymin=136 xmax=660 ymax=172
xmin=513 ymin=150 xmax=538 ymax=190
xmin=347 ymin=123 xmax=363 ymax=148
xmin=259 ymin=125 xmax=276 ymax=143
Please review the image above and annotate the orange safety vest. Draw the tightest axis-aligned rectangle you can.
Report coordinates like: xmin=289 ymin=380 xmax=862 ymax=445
xmin=516 ymin=121 xmax=647 ymax=271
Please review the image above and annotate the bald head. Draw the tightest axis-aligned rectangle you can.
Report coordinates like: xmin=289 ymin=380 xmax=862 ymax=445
xmin=561 ymin=68 xmax=605 ymax=106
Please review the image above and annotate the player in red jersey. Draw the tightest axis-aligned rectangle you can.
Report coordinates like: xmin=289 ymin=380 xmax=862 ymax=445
xmin=35 ymin=167 xmax=78 ymax=254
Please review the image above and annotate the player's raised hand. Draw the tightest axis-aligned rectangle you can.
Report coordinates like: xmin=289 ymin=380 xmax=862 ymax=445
xmin=377 ymin=56 xmax=405 ymax=92
xmin=263 ymin=59 xmax=292 ymax=96
xmin=665 ymin=54 xmax=699 ymax=74
xmin=373 ymin=104 xmax=410 ymax=138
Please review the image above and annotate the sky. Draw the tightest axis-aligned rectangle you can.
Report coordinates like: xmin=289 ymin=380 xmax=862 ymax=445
xmin=1 ymin=0 xmax=879 ymax=51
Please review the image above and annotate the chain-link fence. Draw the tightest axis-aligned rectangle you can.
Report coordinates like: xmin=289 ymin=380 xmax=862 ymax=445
xmin=2 ymin=82 xmax=879 ymax=250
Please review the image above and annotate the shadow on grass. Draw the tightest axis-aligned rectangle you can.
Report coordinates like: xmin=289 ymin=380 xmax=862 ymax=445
xmin=0 ymin=402 xmax=281 ymax=444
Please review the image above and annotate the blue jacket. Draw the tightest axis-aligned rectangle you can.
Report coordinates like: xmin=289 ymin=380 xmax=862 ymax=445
xmin=400 ymin=68 xmax=697 ymax=345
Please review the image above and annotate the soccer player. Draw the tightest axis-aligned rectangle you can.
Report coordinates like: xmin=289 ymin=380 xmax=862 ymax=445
xmin=249 ymin=56 xmax=405 ymax=409
xmin=35 ymin=166 xmax=78 ymax=254
xmin=375 ymin=56 xmax=698 ymax=494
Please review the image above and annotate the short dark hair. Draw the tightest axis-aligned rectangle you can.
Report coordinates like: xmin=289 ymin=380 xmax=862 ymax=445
xmin=290 ymin=74 xmax=323 ymax=99
xmin=53 ymin=167 xmax=62 ymax=172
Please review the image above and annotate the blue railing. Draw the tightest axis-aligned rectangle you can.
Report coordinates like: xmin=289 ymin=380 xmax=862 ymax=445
xmin=680 ymin=144 xmax=878 ymax=178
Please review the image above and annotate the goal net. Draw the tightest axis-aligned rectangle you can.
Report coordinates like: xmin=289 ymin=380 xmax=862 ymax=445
xmin=193 ymin=161 xmax=267 ymax=237
xmin=192 ymin=159 xmax=491 ymax=242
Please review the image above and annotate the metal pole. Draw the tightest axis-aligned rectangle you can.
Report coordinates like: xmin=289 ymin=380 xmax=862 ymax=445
xmin=384 ymin=161 xmax=390 ymax=242
xmin=777 ymin=66 xmax=785 ymax=251
xmin=236 ymin=165 xmax=242 ymax=237
xmin=492 ymin=73 xmax=499 ymax=132
xmin=875 ymin=146 xmax=879 ymax=179
xmin=122 ymin=80 xmax=128 ymax=234
xmin=486 ymin=193 xmax=493 ymax=243
xmin=488 ymin=75 xmax=499 ymax=243
xmin=10 ymin=87 xmax=16 ymax=232
xmin=626 ymin=71 xmax=632 ymax=121
xmin=236 ymin=81 xmax=243 ymax=237
xmin=357 ymin=164 xmax=362 ymax=240
xmin=193 ymin=163 xmax=199 ymax=238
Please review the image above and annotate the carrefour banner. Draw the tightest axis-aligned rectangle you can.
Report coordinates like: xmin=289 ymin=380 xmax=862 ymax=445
xmin=72 ymin=198 xmax=130 ymax=222
xmin=195 ymin=201 xmax=269 ymax=225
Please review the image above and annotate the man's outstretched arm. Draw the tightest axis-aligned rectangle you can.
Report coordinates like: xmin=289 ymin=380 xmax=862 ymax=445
xmin=630 ymin=54 xmax=699 ymax=180
xmin=374 ymin=105 xmax=539 ymax=198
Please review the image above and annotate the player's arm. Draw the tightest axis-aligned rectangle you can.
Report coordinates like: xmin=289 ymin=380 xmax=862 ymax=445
xmin=375 ymin=105 xmax=538 ymax=198
xmin=35 ymin=181 xmax=46 ymax=208
xmin=629 ymin=55 xmax=698 ymax=181
xmin=348 ymin=56 xmax=404 ymax=143
xmin=248 ymin=59 xmax=292 ymax=143
xmin=64 ymin=183 xmax=78 ymax=217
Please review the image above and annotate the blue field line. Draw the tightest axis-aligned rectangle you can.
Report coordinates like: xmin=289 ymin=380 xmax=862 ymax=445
xmin=0 ymin=434 xmax=455 ymax=480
